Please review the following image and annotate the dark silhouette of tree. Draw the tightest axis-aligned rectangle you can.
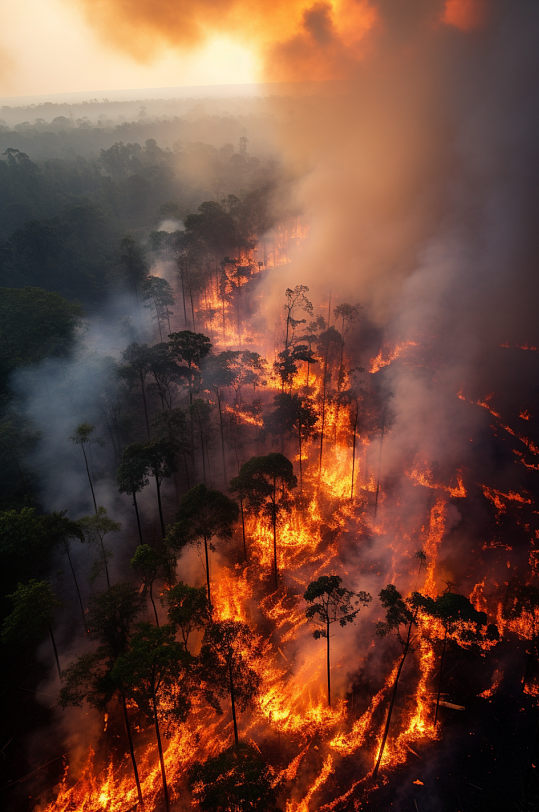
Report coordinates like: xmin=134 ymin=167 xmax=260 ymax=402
xmin=131 ymin=544 xmax=170 ymax=626
xmin=274 ymin=285 xmax=316 ymax=390
xmin=198 ymin=620 xmax=261 ymax=746
xmin=188 ymin=743 xmax=281 ymax=812
xmin=119 ymin=235 xmax=148 ymax=307
xmin=317 ymin=326 xmax=342 ymax=480
xmin=230 ymin=453 xmax=297 ymax=587
xmin=2 ymin=579 xmax=62 ymax=679
xmin=112 ymin=623 xmax=192 ymax=812
xmin=203 ymin=350 xmax=239 ymax=484
xmin=165 ymin=581 xmax=210 ymax=651
xmin=413 ymin=589 xmax=498 ymax=724
xmin=304 ymin=575 xmax=371 ymax=706
xmin=42 ymin=511 xmax=88 ymax=632
xmin=166 ymin=483 xmax=239 ymax=610
xmin=263 ymin=393 xmax=317 ymax=491
xmin=69 ymin=422 xmax=102 ymax=513
xmin=77 ymin=507 xmax=121 ymax=588
xmin=151 ymin=407 xmax=191 ymax=492
xmin=61 ymin=583 xmax=145 ymax=803
xmin=333 ymin=303 xmax=361 ymax=390
xmin=168 ymin=330 xmax=212 ymax=405
xmin=124 ymin=439 xmax=178 ymax=538
xmin=121 ymin=342 xmax=153 ymax=438
xmin=373 ymin=585 xmax=418 ymax=779
xmin=142 ymin=276 xmax=174 ymax=340
xmin=117 ymin=444 xmax=150 ymax=546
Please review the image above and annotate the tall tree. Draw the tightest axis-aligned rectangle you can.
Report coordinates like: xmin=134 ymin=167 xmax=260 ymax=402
xmin=77 ymin=506 xmax=121 ymax=588
xmin=165 ymin=581 xmax=210 ymax=651
xmin=142 ymin=276 xmax=174 ymax=341
xmin=131 ymin=544 xmax=170 ymax=626
xmin=69 ymin=422 xmax=102 ymax=513
xmin=124 ymin=440 xmax=178 ymax=538
xmin=112 ymin=623 xmax=192 ymax=812
xmin=2 ymin=579 xmax=62 ymax=679
xmin=373 ymin=585 xmax=417 ymax=779
xmin=117 ymin=444 xmax=149 ymax=546
xmin=304 ymin=575 xmax=371 ymax=706
xmin=263 ymin=393 xmax=317 ymax=491
xmin=230 ymin=453 xmax=297 ymax=587
xmin=168 ymin=330 xmax=212 ymax=405
xmin=166 ymin=483 xmax=239 ymax=610
xmin=121 ymin=343 xmax=153 ymax=438
xmin=198 ymin=620 xmax=261 ymax=747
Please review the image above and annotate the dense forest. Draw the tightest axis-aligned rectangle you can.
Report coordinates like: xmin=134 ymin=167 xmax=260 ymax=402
xmin=1 ymin=94 xmax=539 ymax=812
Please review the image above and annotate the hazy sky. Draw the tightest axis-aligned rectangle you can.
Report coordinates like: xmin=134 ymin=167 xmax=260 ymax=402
xmin=0 ymin=0 xmax=258 ymax=98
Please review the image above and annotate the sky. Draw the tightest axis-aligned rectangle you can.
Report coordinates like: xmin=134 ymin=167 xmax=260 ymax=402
xmin=0 ymin=0 xmax=258 ymax=98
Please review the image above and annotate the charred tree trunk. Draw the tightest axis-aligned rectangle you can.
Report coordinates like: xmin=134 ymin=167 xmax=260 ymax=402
xmin=63 ymin=539 xmax=88 ymax=633
xmin=81 ymin=444 xmax=97 ymax=514
xmin=217 ymin=390 xmax=227 ymax=487
xmin=203 ymin=533 xmax=212 ymax=612
xmin=139 ymin=370 xmax=151 ymax=440
xmin=48 ymin=623 xmax=62 ymax=680
xmin=155 ymin=476 xmax=166 ymax=540
xmin=326 ymin=617 xmax=331 ymax=707
xmin=350 ymin=401 xmax=358 ymax=501
xmin=229 ymin=656 xmax=239 ymax=747
xmin=149 ymin=582 xmax=159 ymax=627
xmin=132 ymin=490 xmax=143 ymax=546
xmin=121 ymin=689 xmax=143 ymax=805
xmin=240 ymin=495 xmax=247 ymax=562
xmin=151 ymin=691 xmax=170 ymax=812
xmin=434 ymin=629 xmax=447 ymax=725
xmin=372 ymin=618 xmax=413 ymax=779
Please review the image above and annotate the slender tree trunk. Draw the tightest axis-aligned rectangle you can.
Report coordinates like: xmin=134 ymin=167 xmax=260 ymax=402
xmin=132 ymin=490 xmax=144 ymax=546
xmin=139 ymin=370 xmax=151 ymax=440
xmin=372 ymin=618 xmax=413 ymax=779
xmin=121 ymin=689 xmax=143 ymax=805
xmin=374 ymin=415 xmax=386 ymax=519
xmin=63 ymin=540 xmax=87 ymax=632
xmin=149 ymin=582 xmax=160 ymax=626
xmin=228 ymin=658 xmax=239 ymax=747
xmin=151 ymin=691 xmax=170 ymax=812
xmin=180 ymin=266 xmax=188 ymax=328
xmin=298 ymin=417 xmax=303 ymax=493
xmin=350 ymin=402 xmax=358 ymax=501
xmin=48 ymin=623 xmax=62 ymax=680
xmin=318 ymin=344 xmax=330 ymax=483
xmin=81 ymin=445 xmax=97 ymax=513
xmin=155 ymin=477 xmax=166 ymax=539
xmin=99 ymin=537 xmax=111 ymax=589
xmin=217 ymin=391 xmax=227 ymax=487
xmin=272 ymin=511 xmax=278 ymax=588
xmin=203 ymin=534 xmax=212 ymax=611
xmin=326 ymin=617 xmax=331 ymax=707
xmin=240 ymin=496 xmax=247 ymax=562
xmin=434 ymin=629 xmax=447 ymax=725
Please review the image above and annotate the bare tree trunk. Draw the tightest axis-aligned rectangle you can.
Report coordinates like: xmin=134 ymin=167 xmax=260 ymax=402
xmin=63 ymin=540 xmax=87 ymax=632
xmin=151 ymin=691 xmax=170 ymax=812
xmin=326 ymin=617 xmax=331 ymax=707
xmin=229 ymin=658 xmax=239 ymax=747
xmin=372 ymin=618 xmax=413 ymax=779
xmin=155 ymin=476 xmax=166 ymax=539
xmin=434 ymin=629 xmax=447 ymax=725
xmin=139 ymin=370 xmax=151 ymax=440
xmin=121 ymin=689 xmax=143 ymax=805
xmin=133 ymin=490 xmax=143 ymax=546
xmin=48 ymin=623 xmax=62 ymax=680
xmin=203 ymin=534 xmax=212 ymax=612
xmin=217 ymin=391 xmax=227 ymax=487
xmin=350 ymin=402 xmax=358 ymax=501
xmin=81 ymin=445 xmax=97 ymax=513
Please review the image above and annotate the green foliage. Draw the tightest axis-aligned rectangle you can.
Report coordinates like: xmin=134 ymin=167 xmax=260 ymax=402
xmin=166 ymin=483 xmax=239 ymax=552
xmin=376 ymin=584 xmax=416 ymax=642
xmin=68 ymin=422 xmax=98 ymax=447
xmin=189 ymin=743 xmax=281 ymax=812
xmin=59 ymin=651 xmax=113 ymax=709
xmin=87 ymin=583 xmax=145 ymax=657
xmin=112 ymin=623 xmax=192 ymax=722
xmin=151 ymin=407 xmax=189 ymax=450
xmin=77 ymin=506 xmax=121 ymax=584
xmin=2 ymin=579 xmax=60 ymax=644
xmin=165 ymin=582 xmax=210 ymax=648
xmin=230 ymin=453 xmax=297 ymax=525
xmin=117 ymin=443 xmax=150 ymax=495
xmin=413 ymin=589 xmax=498 ymax=647
xmin=304 ymin=575 xmax=371 ymax=639
xmin=0 ymin=286 xmax=82 ymax=396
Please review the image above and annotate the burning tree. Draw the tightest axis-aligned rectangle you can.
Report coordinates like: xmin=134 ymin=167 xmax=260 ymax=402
xmin=373 ymin=584 xmax=418 ymax=779
xmin=230 ymin=452 xmax=297 ymax=587
xmin=263 ymin=393 xmax=317 ymax=491
xmin=112 ymin=623 xmax=192 ymax=812
xmin=130 ymin=544 xmax=170 ymax=627
xmin=60 ymin=584 xmax=145 ymax=804
xmin=189 ymin=743 xmax=281 ymax=812
xmin=197 ymin=620 xmax=261 ymax=746
xmin=166 ymin=483 xmax=239 ymax=610
xmin=304 ymin=575 xmax=372 ymax=707
xmin=165 ymin=581 xmax=210 ymax=651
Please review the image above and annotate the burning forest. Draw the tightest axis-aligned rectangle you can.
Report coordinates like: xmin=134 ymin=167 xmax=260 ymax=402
xmin=1 ymin=1 xmax=539 ymax=811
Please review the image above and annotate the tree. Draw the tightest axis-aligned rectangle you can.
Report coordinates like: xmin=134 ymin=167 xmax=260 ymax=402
xmin=198 ymin=620 xmax=261 ymax=746
xmin=373 ymin=585 xmax=418 ymax=779
xmin=121 ymin=342 xmax=153 ymax=438
xmin=119 ymin=235 xmax=148 ymax=306
xmin=41 ymin=511 xmax=87 ymax=632
xmin=164 ymin=581 xmax=210 ymax=651
xmin=146 ymin=342 xmax=182 ymax=411
xmin=168 ymin=330 xmax=212 ymax=405
xmin=117 ymin=444 xmax=150 ymax=546
xmin=189 ymin=743 xmax=281 ymax=812
xmin=131 ymin=544 xmax=169 ymax=626
xmin=142 ymin=276 xmax=174 ymax=341
xmin=61 ymin=583 xmax=145 ymax=804
xmin=112 ymin=623 xmax=192 ymax=812
xmin=203 ymin=350 xmax=240 ymax=484
xmin=503 ymin=578 xmax=539 ymax=691
xmin=304 ymin=575 xmax=371 ymax=706
xmin=413 ymin=589 xmax=498 ymax=724
xmin=151 ymin=407 xmax=191 ymax=491
xmin=230 ymin=453 xmax=297 ymax=587
xmin=333 ymin=303 xmax=361 ymax=391
xmin=317 ymin=326 xmax=342 ymax=480
xmin=77 ymin=506 xmax=121 ymax=588
xmin=263 ymin=394 xmax=317 ymax=491
xmin=2 ymin=579 xmax=62 ymax=679
xmin=69 ymin=422 xmax=102 ymax=513
xmin=122 ymin=439 xmax=178 ymax=538
xmin=166 ymin=483 xmax=239 ymax=610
